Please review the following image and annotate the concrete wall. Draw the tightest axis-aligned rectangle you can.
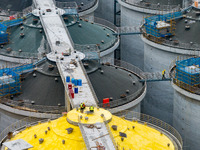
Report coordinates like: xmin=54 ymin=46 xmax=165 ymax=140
xmin=94 ymin=0 xmax=114 ymax=23
xmin=120 ymin=6 xmax=145 ymax=70
xmin=142 ymin=35 xmax=200 ymax=125
xmin=129 ymin=102 xmax=140 ymax=112
xmin=102 ymin=51 xmax=114 ymax=59
xmin=183 ymin=0 xmax=193 ymax=8
xmin=0 ymin=109 xmax=25 ymax=133
xmin=79 ymin=0 xmax=99 ymax=18
xmin=143 ymin=42 xmax=190 ymax=125
xmin=173 ymin=84 xmax=200 ymax=150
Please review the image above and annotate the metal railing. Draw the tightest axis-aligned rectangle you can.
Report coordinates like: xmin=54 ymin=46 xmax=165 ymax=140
xmin=55 ymin=1 xmax=78 ymax=9
xmin=58 ymin=12 xmax=75 ymax=48
xmin=22 ymin=5 xmax=33 ymax=15
xmin=77 ymin=16 xmax=119 ymax=52
xmin=0 ymin=4 xmax=35 ymax=19
xmin=0 ymin=98 xmax=66 ymax=114
xmin=80 ymin=16 xmax=118 ymax=32
xmin=170 ymin=56 xmax=200 ymax=95
xmin=0 ymin=10 xmax=24 ymax=18
xmin=101 ymin=57 xmax=144 ymax=78
xmin=77 ymin=0 xmax=97 ymax=12
xmin=98 ymin=86 xmax=145 ymax=108
xmin=98 ymin=57 xmax=146 ymax=108
xmin=117 ymin=26 xmax=140 ymax=34
xmin=0 ymin=110 xmax=182 ymax=149
xmin=78 ymin=116 xmax=91 ymax=150
xmin=115 ymin=109 xmax=183 ymax=149
xmin=74 ymin=44 xmax=99 ymax=53
xmin=141 ymin=23 xmax=200 ymax=52
xmin=162 ymin=39 xmax=200 ymax=52
xmin=122 ymin=0 xmax=180 ymax=11
xmin=103 ymin=116 xmax=118 ymax=150
xmin=38 ymin=13 xmax=55 ymax=54
xmin=74 ymin=37 xmax=117 ymax=52
xmin=54 ymin=0 xmax=97 ymax=12
xmin=0 ymin=49 xmax=39 ymax=59
xmin=0 ymin=116 xmax=59 ymax=145
xmin=86 ymin=16 xmax=118 ymax=33
xmin=79 ymin=60 xmax=99 ymax=104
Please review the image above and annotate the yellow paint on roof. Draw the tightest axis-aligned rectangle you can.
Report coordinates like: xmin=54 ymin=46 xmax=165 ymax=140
xmin=6 ymin=108 xmax=175 ymax=150
xmin=67 ymin=107 xmax=112 ymax=124
xmin=7 ymin=116 xmax=86 ymax=150
xmin=109 ymin=116 xmax=174 ymax=150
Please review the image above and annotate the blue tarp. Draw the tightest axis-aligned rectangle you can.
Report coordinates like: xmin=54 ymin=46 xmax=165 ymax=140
xmin=144 ymin=12 xmax=182 ymax=38
xmin=176 ymin=57 xmax=200 ymax=86
xmin=0 ymin=32 xmax=9 ymax=44
xmin=0 ymin=18 xmax=23 ymax=44
xmin=2 ymin=18 xmax=23 ymax=28
xmin=0 ymin=63 xmax=35 ymax=96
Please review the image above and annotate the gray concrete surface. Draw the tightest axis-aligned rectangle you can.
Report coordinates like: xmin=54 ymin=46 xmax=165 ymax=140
xmin=120 ymin=6 xmax=145 ymax=70
xmin=173 ymin=85 xmax=200 ymax=150
xmin=0 ymin=109 xmax=25 ymax=133
xmin=143 ymin=41 xmax=185 ymax=125
xmin=94 ymin=0 xmax=115 ymax=23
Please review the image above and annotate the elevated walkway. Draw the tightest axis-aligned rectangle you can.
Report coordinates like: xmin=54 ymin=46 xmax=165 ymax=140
xmin=113 ymin=26 xmax=141 ymax=35
xmin=67 ymin=108 xmax=116 ymax=150
xmin=79 ymin=122 xmax=116 ymax=150
xmin=140 ymin=72 xmax=171 ymax=82
xmin=33 ymin=0 xmax=97 ymax=108
xmin=32 ymin=0 xmax=117 ymax=149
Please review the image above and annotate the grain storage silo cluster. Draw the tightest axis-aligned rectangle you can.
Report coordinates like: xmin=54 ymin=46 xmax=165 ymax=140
xmin=117 ymin=0 xmax=192 ymax=69
xmin=140 ymin=4 xmax=200 ymax=126
xmin=3 ymin=0 xmax=200 ymax=149
xmin=0 ymin=0 xmax=147 ymax=136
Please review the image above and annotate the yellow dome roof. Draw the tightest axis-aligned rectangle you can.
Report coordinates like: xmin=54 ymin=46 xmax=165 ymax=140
xmin=5 ymin=108 xmax=175 ymax=150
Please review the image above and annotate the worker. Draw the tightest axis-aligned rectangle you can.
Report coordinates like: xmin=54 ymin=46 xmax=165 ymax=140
xmin=80 ymin=103 xmax=86 ymax=110
xmin=89 ymin=106 xmax=94 ymax=112
xmin=162 ymin=69 xmax=166 ymax=79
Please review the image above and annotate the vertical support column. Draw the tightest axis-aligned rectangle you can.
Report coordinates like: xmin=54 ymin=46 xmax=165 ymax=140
xmin=65 ymin=87 xmax=71 ymax=111
xmin=114 ymin=0 xmax=118 ymax=26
